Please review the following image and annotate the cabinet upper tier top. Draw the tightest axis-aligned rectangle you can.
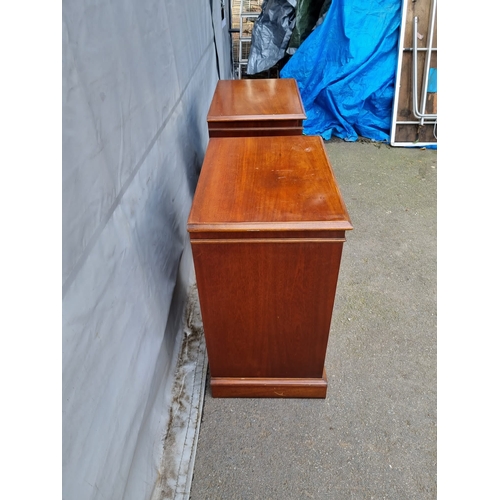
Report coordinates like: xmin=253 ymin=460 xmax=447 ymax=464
xmin=207 ymin=79 xmax=307 ymax=123
xmin=188 ymin=135 xmax=353 ymax=234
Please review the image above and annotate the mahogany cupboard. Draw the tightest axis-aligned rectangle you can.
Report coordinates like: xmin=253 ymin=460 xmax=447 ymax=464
xmin=207 ymin=78 xmax=306 ymax=137
xmin=187 ymin=135 xmax=352 ymax=398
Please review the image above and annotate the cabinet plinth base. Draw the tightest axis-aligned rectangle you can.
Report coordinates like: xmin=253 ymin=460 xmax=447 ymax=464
xmin=210 ymin=369 xmax=328 ymax=398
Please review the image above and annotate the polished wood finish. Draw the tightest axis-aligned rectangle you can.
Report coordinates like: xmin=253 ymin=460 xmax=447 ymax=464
xmin=191 ymin=239 xmax=343 ymax=378
xmin=188 ymin=136 xmax=352 ymax=398
xmin=207 ymin=79 xmax=306 ymax=137
xmin=188 ymin=136 xmax=352 ymax=233
xmin=211 ymin=370 xmax=328 ymax=398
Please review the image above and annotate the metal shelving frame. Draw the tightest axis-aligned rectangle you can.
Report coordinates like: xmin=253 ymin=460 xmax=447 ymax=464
xmin=390 ymin=0 xmax=438 ymax=147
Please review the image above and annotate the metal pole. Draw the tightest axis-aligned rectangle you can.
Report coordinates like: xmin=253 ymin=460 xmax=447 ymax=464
xmin=419 ymin=0 xmax=437 ymax=119
xmin=412 ymin=15 xmax=437 ymax=122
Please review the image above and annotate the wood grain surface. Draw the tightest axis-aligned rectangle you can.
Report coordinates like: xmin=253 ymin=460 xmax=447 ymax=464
xmin=211 ymin=370 xmax=328 ymax=398
xmin=207 ymin=78 xmax=306 ymax=121
xmin=188 ymin=135 xmax=352 ymax=398
xmin=207 ymin=79 xmax=306 ymax=137
xmin=192 ymin=239 xmax=343 ymax=379
xmin=188 ymin=136 xmax=353 ymax=234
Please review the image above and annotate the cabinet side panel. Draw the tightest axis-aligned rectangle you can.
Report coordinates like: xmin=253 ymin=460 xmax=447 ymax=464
xmin=191 ymin=240 xmax=344 ymax=378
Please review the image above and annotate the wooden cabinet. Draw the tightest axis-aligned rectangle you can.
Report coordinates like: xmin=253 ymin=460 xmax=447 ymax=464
xmin=207 ymin=79 xmax=306 ymax=137
xmin=188 ymin=135 xmax=352 ymax=398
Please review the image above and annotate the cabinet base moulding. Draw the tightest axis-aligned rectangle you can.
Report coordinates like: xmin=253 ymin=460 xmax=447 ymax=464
xmin=210 ymin=369 xmax=328 ymax=398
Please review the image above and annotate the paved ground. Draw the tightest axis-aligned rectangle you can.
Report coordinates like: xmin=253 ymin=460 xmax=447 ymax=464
xmin=189 ymin=139 xmax=437 ymax=500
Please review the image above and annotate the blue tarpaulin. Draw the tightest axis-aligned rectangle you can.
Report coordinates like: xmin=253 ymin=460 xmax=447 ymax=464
xmin=280 ymin=0 xmax=402 ymax=142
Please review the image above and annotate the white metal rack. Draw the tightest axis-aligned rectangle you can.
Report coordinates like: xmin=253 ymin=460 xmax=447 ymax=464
xmin=390 ymin=0 xmax=437 ymax=147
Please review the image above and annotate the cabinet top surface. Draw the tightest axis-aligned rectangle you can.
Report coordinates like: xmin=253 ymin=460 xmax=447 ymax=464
xmin=188 ymin=136 xmax=352 ymax=232
xmin=207 ymin=79 xmax=306 ymax=122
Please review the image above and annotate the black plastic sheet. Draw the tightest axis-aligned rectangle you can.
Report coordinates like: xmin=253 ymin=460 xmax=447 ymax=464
xmin=246 ymin=0 xmax=297 ymax=75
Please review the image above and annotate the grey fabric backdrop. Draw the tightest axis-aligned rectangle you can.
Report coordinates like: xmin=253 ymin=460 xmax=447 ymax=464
xmin=62 ymin=1 xmax=232 ymax=498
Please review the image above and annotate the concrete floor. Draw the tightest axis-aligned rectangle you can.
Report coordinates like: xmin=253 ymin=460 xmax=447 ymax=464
xmin=189 ymin=139 xmax=437 ymax=500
